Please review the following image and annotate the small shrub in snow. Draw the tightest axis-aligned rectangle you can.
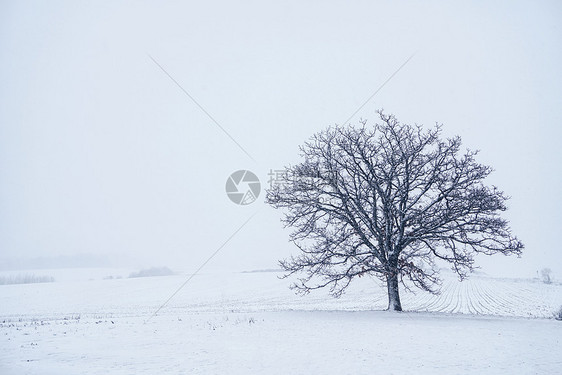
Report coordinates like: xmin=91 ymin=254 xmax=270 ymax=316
xmin=554 ymin=306 xmax=562 ymax=321
xmin=128 ymin=267 xmax=174 ymax=278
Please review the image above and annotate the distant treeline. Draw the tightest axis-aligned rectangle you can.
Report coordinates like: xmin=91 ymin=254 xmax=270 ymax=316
xmin=0 ymin=274 xmax=55 ymax=285
xmin=128 ymin=267 xmax=174 ymax=278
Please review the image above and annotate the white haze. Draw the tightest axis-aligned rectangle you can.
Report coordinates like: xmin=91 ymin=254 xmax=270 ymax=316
xmin=1 ymin=1 xmax=561 ymax=279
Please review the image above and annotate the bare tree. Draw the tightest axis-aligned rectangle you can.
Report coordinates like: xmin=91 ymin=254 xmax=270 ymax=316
xmin=267 ymin=111 xmax=523 ymax=311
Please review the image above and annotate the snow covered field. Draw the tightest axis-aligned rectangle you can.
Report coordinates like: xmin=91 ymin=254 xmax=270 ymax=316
xmin=1 ymin=269 xmax=561 ymax=374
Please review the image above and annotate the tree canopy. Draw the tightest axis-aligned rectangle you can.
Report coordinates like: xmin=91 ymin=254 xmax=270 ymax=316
xmin=267 ymin=111 xmax=523 ymax=311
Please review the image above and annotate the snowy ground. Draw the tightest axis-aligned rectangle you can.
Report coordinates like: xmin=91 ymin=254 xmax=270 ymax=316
xmin=1 ymin=269 xmax=561 ymax=374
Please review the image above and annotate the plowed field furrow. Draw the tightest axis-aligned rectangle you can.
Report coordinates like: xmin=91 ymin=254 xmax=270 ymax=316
xmin=398 ymin=274 xmax=561 ymax=318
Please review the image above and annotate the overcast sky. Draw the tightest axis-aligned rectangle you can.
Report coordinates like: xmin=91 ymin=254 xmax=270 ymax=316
xmin=1 ymin=1 xmax=561 ymax=278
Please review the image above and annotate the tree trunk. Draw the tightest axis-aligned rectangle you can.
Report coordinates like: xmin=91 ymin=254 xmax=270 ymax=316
xmin=386 ymin=272 xmax=402 ymax=311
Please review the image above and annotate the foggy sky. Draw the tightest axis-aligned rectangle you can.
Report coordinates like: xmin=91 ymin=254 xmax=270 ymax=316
xmin=1 ymin=1 xmax=561 ymax=278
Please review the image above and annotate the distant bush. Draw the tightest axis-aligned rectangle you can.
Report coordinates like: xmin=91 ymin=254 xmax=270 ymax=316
xmin=103 ymin=275 xmax=123 ymax=280
xmin=540 ymin=268 xmax=552 ymax=284
xmin=0 ymin=274 xmax=55 ymax=285
xmin=128 ymin=267 xmax=174 ymax=278
xmin=554 ymin=306 xmax=562 ymax=321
